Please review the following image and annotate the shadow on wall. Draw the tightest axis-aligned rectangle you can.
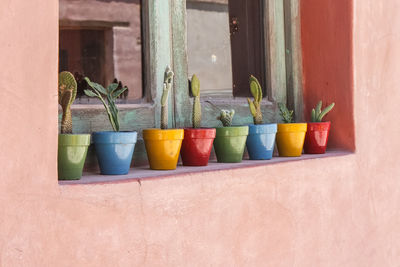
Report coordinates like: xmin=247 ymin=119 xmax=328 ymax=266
xmin=301 ymin=0 xmax=355 ymax=151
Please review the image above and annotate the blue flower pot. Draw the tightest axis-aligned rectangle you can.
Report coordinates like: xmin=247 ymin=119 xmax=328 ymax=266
xmin=92 ymin=131 xmax=137 ymax=175
xmin=246 ymin=124 xmax=277 ymax=160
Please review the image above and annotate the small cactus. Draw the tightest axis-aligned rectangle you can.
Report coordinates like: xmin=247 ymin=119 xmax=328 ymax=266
xmin=218 ymin=109 xmax=235 ymax=127
xmin=191 ymin=74 xmax=201 ymax=128
xmin=278 ymin=103 xmax=294 ymax=123
xmin=247 ymin=75 xmax=263 ymax=124
xmin=59 ymin=71 xmax=77 ymax=134
xmin=84 ymin=78 xmax=127 ymax=132
xmin=311 ymin=100 xmax=335 ymax=122
xmin=161 ymin=66 xmax=174 ymax=129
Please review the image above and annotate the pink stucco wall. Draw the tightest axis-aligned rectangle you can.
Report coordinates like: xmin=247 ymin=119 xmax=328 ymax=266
xmin=0 ymin=0 xmax=400 ymax=266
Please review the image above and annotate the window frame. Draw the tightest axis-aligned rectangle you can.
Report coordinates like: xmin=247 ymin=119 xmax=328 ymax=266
xmin=174 ymin=0 xmax=303 ymax=129
xmin=60 ymin=0 xmax=177 ymax=166
xmin=62 ymin=0 xmax=175 ymax=131
xmin=59 ymin=0 xmax=303 ymax=167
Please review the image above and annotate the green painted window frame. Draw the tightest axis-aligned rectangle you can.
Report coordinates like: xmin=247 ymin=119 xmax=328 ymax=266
xmin=62 ymin=0 xmax=303 ymax=166
xmin=173 ymin=0 xmax=303 ymax=128
xmin=63 ymin=1 xmax=178 ymax=165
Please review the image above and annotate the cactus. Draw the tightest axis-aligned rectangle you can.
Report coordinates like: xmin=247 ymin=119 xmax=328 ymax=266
xmin=161 ymin=66 xmax=174 ymax=129
xmin=247 ymin=75 xmax=263 ymax=124
xmin=83 ymin=78 xmax=127 ymax=132
xmin=191 ymin=74 xmax=201 ymax=128
xmin=278 ymin=103 xmax=294 ymax=123
xmin=204 ymin=100 xmax=235 ymax=127
xmin=59 ymin=71 xmax=77 ymax=134
xmin=217 ymin=109 xmax=235 ymax=127
xmin=311 ymin=100 xmax=335 ymax=122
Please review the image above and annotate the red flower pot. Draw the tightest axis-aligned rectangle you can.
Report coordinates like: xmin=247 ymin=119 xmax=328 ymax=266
xmin=304 ymin=122 xmax=331 ymax=154
xmin=181 ymin=128 xmax=216 ymax=166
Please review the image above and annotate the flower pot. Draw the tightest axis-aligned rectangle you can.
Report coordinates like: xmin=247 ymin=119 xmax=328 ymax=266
xmin=92 ymin=131 xmax=137 ymax=175
xmin=276 ymin=123 xmax=307 ymax=157
xmin=246 ymin=124 xmax=277 ymax=160
xmin=213 ymin=126 xmax=249 ymax=163
xmin=58 ymin=134 xmax=91 ymax=180
xmin=180 ymin=128 xmax=216 ymax=166
xmin=143 ymin=129 xmax=184 ymax=170
xmin=304 ymin=122 xmax=331 ymax=154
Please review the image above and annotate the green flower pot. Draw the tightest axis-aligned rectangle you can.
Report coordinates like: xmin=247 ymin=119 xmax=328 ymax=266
xmin=213 ymin=126 xmax=249 ymax=163
xmin=58 ymin=134 xmax=91 ymax=180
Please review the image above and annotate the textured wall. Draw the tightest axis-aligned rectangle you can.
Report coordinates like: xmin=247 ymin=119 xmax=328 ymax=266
xmin=0 ymin=0 xmax=400 ymax=266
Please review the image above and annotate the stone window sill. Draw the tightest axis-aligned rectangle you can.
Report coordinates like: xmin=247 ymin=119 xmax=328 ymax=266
xmin=59 ymin=150 xmax=352 ymax=186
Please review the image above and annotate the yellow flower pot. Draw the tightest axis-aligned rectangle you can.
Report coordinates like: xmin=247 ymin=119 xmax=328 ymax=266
xmin=276 ymin=123 xmax=307 ymax=157
xmin=143 ymin=129 xmax=184 ymax=170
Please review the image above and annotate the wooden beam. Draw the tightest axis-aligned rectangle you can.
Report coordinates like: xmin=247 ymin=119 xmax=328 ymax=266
xmin=284 ymin=0 xmax=303 ymax=121
xmin=265 ymin=0 xmax=287 ymax=121
xmin=171 ymin=0 xmax=191 ymax=128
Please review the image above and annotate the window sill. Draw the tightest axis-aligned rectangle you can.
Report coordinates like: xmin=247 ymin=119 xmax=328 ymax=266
xmin=59 ymin=150 xmax=352 ymax=186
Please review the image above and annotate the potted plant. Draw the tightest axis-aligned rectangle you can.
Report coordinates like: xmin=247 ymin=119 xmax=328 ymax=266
xmin=180 ymin=75 xmax=216 ymax=166
xmin=246 ymin=75 xmax=277 ymax=160
xmin=304 ymin=100 xmax=335 ymax=154
xmin=213 ymin=108 xmax=249 ymax=163
xmin=58 ymin=71 xmax=90 ymax=180
xmin=84 ymin=78 xmax=137 ymax=175
xmin=143 ymin=66 xmax=184 ymax=170
xmin=275 ymin=103 xmax=307 ymax=157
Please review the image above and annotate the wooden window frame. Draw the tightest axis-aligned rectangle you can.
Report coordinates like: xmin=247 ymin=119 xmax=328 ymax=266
xmin=63 ymin=1 xmax=177 ymax=130
xmin=60 ymin=0 xmax=303 ymax=167
xmin=61 ymin=1 xmax=178 ymax=166
xmin=174 ymin=0 xmax=303 ymax=129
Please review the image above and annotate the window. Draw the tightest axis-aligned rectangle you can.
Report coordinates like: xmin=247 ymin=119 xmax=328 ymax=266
xmin=187 ymin=0 xmax=266 ymax=97
xmin=180 ymin=0 xmax=303 ymax=128
xmin=58 ymin=0 xmax=302 ymax=168
xmin=59 ymin=0 xmax=143 ymax=102
xmin=186 ymin=1 xmax=233 ymax=95
xmin=58 ymin=0 xmax=157 ymax=166
xmin=59 ymin=29 xmax=111 ymax=98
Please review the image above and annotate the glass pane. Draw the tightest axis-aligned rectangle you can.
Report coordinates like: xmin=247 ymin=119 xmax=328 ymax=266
xmin=187 ymin=1 xmax=233 ymax=95
xmin=59 ymin=0 xmax=142 ymax=102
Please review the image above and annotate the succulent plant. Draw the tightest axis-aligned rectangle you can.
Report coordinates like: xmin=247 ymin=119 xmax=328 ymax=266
xmin=247 ymin=75 xmax=263 ymax=124
xmin=218 ymin=109 xmax=235 ymax=127
xmin=278 ymin=103 xmax=294 ymax=123
xmin=83 ymin=78 xmax=127 ymax=132
xmin=190 ymin=74 xmax=201 ymax=128
xmin=311 ymin=101 xmax=335 ymax=122
xmin=161 ymin=66 xmax=174 ymax=129
xmin=59 ymin=71 xmax=77 ymax=134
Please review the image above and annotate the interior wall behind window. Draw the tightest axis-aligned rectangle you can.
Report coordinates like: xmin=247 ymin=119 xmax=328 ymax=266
xmin=187 ymin=0 xmax=233 ymax=95
xmin=59 ymin=0 xmax=142 ymax=102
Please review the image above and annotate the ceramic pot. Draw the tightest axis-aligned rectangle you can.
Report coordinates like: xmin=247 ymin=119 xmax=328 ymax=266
xmin=181 ymin=128 xmax=216 ymax=166
xmin=246 ymin=124 xmax=277 ymax=160
xmin=143 ymin=129 xmax=184 ymax=170
xmin=276 ymin=123 xmax=307 ymax=157
xmin=304 ymin=122 xmax=331 ymax=154
xmin=58 ymin=134 xmax=91 ymax=180
xmin=213 ymin=126 xmax=249 ymax=163
xmin=92 ymin=131 xmax=137 ymax=175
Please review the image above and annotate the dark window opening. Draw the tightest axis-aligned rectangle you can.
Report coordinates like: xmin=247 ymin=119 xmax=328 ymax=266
xmin=229 ymin=0 xmax=266 ymax=97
